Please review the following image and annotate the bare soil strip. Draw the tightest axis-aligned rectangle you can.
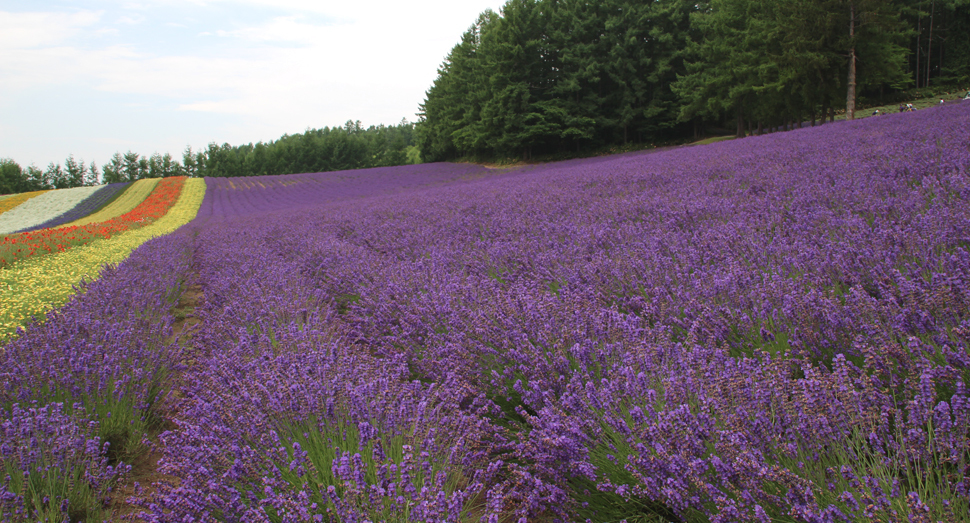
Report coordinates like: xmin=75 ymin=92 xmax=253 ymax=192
xmin=105 ymin=281 xmax=204 ymax=521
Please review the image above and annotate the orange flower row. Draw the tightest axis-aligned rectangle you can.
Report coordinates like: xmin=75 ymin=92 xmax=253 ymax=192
xmin=0 ymin=177 xmax=187 ymax=267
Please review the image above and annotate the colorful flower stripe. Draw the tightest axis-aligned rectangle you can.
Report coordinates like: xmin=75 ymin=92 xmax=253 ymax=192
xmin=0 ymin=178 xmax=205 ymax=339
xmin=17 ymin=182 xmax=129 ymax=233
xmin=63 ymin=178 xmax=159 ymax=228
xmin=0 ymin=190 xmax=48 ymax=216
xmin=0 ymin=178 xmax=186 ymax=267
xmin=0 ymin=185 xmax=102 ymax=234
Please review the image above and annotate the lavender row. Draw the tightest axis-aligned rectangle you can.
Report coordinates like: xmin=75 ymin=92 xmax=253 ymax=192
xmin=16 ymin=182 xmax=130 ymax=233
xmin=196 ymin=162 xmax=494 ymax=221
xmin=0 ymin=229 xmax=194 ymax=520
xmin=136 ymin=221 xmax=509 ymax=521
xmin=144 ymin=104 xmax=970 ymax=521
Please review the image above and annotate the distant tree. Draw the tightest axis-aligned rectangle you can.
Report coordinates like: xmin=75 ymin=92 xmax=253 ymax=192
xmin=161 ymin=153 xmax=180 ymax=177
xmin=148 ymin=153 xmax=165 ymax=178
xmin=86 ymin=161 xmax=100 ymax=186
xmin=406 ymin=145 xmax=422 ymax=164
xmin=46 ymin=163 xmax=69 ymax=189
xmin=26 ymin=165 xmax=49 ymax=191
xmin=344 ymin=120 xmax=364 ymax=134
xmin=841 ymin=0 xmax=910 ymax=119
xmin=64 ymin=155 xmax=87 ymax=188
xmin=122 ymin=151 xmax=141 ymax=182
xmin=0 ymin=158 xmax=25 ymax=194
xmin=194 ymin=150 xmax=207 ymax=177
xmin=182 ymin=146 xmax=198 ymax=177
xmin=103 ymin=153 xmax=124 ymax=184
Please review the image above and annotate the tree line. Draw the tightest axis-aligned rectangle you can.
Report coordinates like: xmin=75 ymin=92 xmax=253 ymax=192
xmin=416 ymin=0 xmax=970 ymax=161
xmin=0 ymin=120 xmax=419 ymax=194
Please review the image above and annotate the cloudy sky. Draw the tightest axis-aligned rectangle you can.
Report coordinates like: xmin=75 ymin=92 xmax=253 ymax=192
xmin=0 ymin=0 xmax=505 ymax=169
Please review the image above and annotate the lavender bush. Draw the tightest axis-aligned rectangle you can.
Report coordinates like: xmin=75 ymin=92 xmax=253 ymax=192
xmin=0 ymin=230 xmax=195 ymax=520
xmin=3 ymin=103 xmax=969 ymax=521
xmin=147 ymin=104 xmax=968 ymax=522
xmin=0 ymin=403 xmax=125 ymax=522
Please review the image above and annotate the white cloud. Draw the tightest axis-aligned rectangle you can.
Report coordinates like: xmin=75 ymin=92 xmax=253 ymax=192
xmin=117 ymin=14 xmax=147 ymax=24
xmin=214 ymin=15 xmax=327 ymax=44
xmin=0 ymin=0 xmax=506 ymax=166
xmin=0 ymin=10 xmax=102 ymax=49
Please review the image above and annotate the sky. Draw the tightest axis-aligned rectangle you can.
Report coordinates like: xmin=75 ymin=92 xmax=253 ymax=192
xmin=0 ymin=0 xmax=505 ymax=169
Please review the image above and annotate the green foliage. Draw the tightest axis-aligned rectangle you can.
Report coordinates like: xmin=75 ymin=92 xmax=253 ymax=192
xmin=420 ymin=0 xmax=962 ymax=159
xmin=0 ymin=158 xmax=26 ymax=194
xmin=1 ymin=438 xmax=109 ymax=523
xmin=418 ymin=0 xmax=699 ymax=161
xmin=200 ymin=120 xmax=418 ymax=178
xmin=673 ymin=0 xmax=911 ymax=134
xmin=253 ymin=417 xmax=470 ymax=522
xmin=3 ymin=120 xmax=416 ymax=193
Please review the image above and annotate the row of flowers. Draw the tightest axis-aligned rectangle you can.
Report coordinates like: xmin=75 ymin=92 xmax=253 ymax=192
xmin=0 ymin=226 xmax=200 ymax=520
xmin=61 ymin=178 xmax=158 ymax=228
xmin=0 ymin=186 xmax=102 ymax=235
xmin=17 ymin=182 xmax=130 ymax=233
xmin=142 ymin=104 xmax=970 ymax=522
xmin=0 ymin=178 xmax=205 ymax=339
xmin=0 ymin=178 xmax=183 ymax=268
xmin=0 ymin=190 xmax=48 ymax=216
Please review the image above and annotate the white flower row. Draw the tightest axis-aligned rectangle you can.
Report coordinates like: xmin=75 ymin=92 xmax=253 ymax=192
xmin=0 ymin=186 xmax=103 ymax=234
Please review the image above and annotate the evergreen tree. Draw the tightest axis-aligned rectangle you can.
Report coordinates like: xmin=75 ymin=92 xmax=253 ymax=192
xmin=46 ymin=163 xmax=68 ymax=189
xmin=103 ymin=153 xmax=124 ymax=184
xmin=26 ymin=165 xmax=49 ymax=191
xmin=0 ymin=159 xmax=24 ymax=194
xmin=64 ymin=155 xmax=87 ymax=188
xmin=86 ymin=161 xmax=100 ymax=186
xmin=122 ymin=151 xmax=141 ymax=182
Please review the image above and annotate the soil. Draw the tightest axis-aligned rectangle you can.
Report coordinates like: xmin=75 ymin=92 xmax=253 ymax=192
xmin=103 ymin=281 xmax=204 ymax=521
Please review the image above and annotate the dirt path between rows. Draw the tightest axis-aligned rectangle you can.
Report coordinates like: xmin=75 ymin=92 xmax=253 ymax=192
xmin=105 ymin=280 xmax=205 ymax=521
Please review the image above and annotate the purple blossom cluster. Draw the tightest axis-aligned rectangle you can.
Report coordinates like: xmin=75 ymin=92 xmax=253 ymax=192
xmin=197 ymin=162 xmax=493 ymax=220
xmin=0 ymin=229 xmax=194 ymax=520
xmin=16 ymin=182 xmax=129 ymax=233
xmin=134 ymin=103 xmax=970 ymax=521
xmin=0 ymin=403 xmax=122 ymax=521
xmin=3 ymin=103 xmax=970 ymax=522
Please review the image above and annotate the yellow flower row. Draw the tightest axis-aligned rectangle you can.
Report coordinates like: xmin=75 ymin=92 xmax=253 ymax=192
xmin=0 ymin=191 xmax=49 ymax=216
xmin=0 ymin=178 xmax=206 ymax=340
xmin=61 ymin=178 xmax=160 ymax=228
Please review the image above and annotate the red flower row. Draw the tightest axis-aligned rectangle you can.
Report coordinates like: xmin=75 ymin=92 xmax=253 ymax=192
xmin=0 ymin=177 xmax=187 ymax=267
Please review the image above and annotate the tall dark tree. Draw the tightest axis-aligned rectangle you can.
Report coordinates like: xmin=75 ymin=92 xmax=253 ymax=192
xmin=46 ymin=163 xmax=69 ymax=189
xmin=842 ymin=0 xmax=910 ymax=119
xmin=418 ymin=11 xmax=500 ymax=161
xmin=103 ymin=153 xmax=124 ymax=184
xmin=86 ymin=161 xmax=100 ymax=186
xmin=122 ymin=151 xmax=141 ymax=182
xmin=64 ymin=155 xmax=87 ymax=188
xmin=26 ymin=165 xmax=48 ymax=191
xmin=0 ymin=159 xmax=25 ymax=195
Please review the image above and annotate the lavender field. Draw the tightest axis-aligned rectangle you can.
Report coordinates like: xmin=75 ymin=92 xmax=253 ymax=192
xmin=3 ymin=103 xmax=970 ymax=522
